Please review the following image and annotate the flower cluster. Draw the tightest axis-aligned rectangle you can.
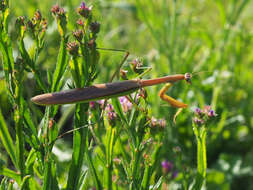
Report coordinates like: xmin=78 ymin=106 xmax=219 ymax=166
xmin=15 ymin=10 xmax=47 ymax=40
xmin=51 ymin=4 xmax=66 ymax=19
xmin=65 ymin=2 xmax=101 ymax=59
xmin=51 ymin=4 xmax=67 ymax=36
xmin=193 ymin=105 xmax=217 ymax=126
xmin=66 ymin=42 xmax=79 ymax=57
xmin=119 ymin=96 xmax=133 ymax=113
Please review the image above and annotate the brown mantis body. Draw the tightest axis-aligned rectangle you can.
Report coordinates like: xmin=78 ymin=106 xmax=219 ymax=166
xmin=31 ymin=73 xmax=191 ymax=107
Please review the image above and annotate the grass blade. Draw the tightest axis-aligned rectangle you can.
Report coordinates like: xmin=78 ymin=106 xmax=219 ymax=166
xmin=0 ymin=109 xmax=17 ymax=168
xmin=51 ymin=36 xmax=69 ymax=92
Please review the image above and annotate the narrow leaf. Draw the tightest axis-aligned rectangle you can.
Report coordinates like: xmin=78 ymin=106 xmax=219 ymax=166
xmin=0 ymin=109 xmax=16 ymax=168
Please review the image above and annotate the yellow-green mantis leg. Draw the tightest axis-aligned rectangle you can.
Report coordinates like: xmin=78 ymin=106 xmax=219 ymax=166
xmin=158 ymin=83 xmax=187 ymax=108
xmin=158 ymin=83 xmax=187 ymax=123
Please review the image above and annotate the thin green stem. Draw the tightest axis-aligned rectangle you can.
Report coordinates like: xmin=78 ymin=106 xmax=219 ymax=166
xmin=66 ymin=103 xmax=89 ymax=190
xmin=104 ymin=125 xmax=116 ymax=190
xmin=193 ymin=125 xmax=207 ymax=190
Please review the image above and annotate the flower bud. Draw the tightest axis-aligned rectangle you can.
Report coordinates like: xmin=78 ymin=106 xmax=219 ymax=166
xmin=161 ymin=161 xmax=173 ymax=174
xmin=34 ymin=10 xmax=42 ymax=22
xmin=193 ymin=117 xmax=204 ymax=126
xmin=120 ymin=69 xmax=128 ymax=80
xmin=16 ymin=16 xmax=26 ymax=26
xmin=51 ymin=4 xmax=60 ymax=16
xmin=208 ymin=110 xmax=217 ymax=117
xmin=77 ymin=2 xmax=92 ymax=18
xmin=76 ymin=19 xmax=84 ymax=27
xmin=73 ymin=29 xmax=83 ymax=42
xmin=67 ymin=42 xmax=79 ymax=57
xmin=138 ymin=88 xmax=147 ymax=99
xmin=90 ymin=21 xmax=100 ymax=34
xmin=171 ymin=170 xmax=178 ymax=179
xmin=89 ymin=101 xmax=96 ymax=109
xmin=0 ymin=0 xmax=8 ymax=11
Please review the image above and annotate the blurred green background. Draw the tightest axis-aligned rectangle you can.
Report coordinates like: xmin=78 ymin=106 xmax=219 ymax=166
xmin=1 ymin=0 xmax=253 ymax=189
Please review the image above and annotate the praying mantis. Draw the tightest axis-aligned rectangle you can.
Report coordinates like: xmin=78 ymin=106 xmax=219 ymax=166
xmin=31 ymin=48 xmax=192 ymax=109
xmin=31 ymin=72 xmax=192 ymax=107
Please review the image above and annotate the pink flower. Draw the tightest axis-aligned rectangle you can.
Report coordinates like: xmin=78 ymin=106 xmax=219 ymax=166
xmin=161 ymin=160 xmax=173 ymax=174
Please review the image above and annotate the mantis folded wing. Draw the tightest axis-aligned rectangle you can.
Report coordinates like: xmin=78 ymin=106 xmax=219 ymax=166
xmin=31 ymin=73 xmax=192 ymax=107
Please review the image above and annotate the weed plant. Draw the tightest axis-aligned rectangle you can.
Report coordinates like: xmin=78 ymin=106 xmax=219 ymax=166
xmin=0 ymin=0 xmax=253 ymax=190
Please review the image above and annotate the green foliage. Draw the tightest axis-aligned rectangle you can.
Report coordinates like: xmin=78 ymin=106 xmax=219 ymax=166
xmin=1 ymin=0 xmax=253 ymax=189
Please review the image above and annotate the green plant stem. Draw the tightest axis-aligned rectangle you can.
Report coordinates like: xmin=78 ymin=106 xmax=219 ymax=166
xmin=86 ymin=149 xmax=102 ymax=190
xmin=130 ymin=147 xmax=141 ymax=190
xmin=141 ymin=163 xmax=151 ymax=190
xmin=0 ymin=108 xmax=17 ymax=168
xmin=51 ymin=36 xmax=69 ymax=92
xmin=193 ymin=125 xmax=207 ymax=190
xmin=15 ymin=111 xmax=25 ymax=178
xmin=104 ymin=125 xmax=115 ymax=190
xmin=66 ymin=103 xmax=89 ymax=190
xmin=14 ymin=79 xmax=25 ymax=180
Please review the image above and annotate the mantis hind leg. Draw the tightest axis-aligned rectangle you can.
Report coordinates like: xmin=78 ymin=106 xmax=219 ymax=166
xmin=158 ymin=83 xmax=187 ymax=108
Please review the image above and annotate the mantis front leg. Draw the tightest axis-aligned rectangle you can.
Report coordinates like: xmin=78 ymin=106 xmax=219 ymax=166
xmin=158 ymin=83 xmax=187 ymax=108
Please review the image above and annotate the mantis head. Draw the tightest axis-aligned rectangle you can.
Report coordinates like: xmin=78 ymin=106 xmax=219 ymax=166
xmin=184 ymin=73 xmax=192 ymax=84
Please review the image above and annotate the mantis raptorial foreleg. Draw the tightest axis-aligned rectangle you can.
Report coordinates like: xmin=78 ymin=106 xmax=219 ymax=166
xmin=158 ymin=83 xmax=187 ymax=123
xmin=158 ymin=83 xmax=187 ymax=108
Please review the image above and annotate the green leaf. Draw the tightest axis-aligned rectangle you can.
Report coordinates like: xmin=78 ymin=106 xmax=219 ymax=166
xmin=111 ymin=98 xmax=128 ymax=126
xmin=151 ymin=176 xmax=163 ymax=190
xmin=86 ymin=150 xmax=102 ymax=190
xmin=51 ymin=36 xmax=69 ymax=92
xmin=0 ymin=177 xmax=8 ymax=190
xmin=0 ymin=166 xmax=21 ymax=185
xmin=66 ymin=104 xmax=89 ymax=190
xmin=0 ymin=109 xmax=17 ymax=168
xmin=20 ymin=175 xmax=31 ymax=190
xmin=140 ymin=163 xmax=151 ymax=190
xmin=77 ymin=170 xmax=88 ymax=190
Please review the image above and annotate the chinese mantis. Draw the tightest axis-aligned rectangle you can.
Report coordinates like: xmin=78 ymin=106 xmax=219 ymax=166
xmin=31 ymin=73 xmax=192 ymax=107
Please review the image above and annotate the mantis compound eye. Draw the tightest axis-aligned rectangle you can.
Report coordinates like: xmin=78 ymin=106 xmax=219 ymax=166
xmin=185 ymin=73 xmax=192 ymax=84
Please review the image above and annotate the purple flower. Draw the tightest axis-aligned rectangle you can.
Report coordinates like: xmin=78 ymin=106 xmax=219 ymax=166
xmin=80 ymin=2 xmax=86 ymax=9
xmin=161 ymin=160 xmax=173 ymax=174
xmin=119 ymin=96 xmax=133 ymax=112
xmin=106 ymin=104 xmax=114 ymax=112
xmin=89 ymin=101 xmax=95 ymax=109
xmin=193 ymin=117 xmax=204 ymax=126
xmin=171 ymin=170 xmax=178 ymax=179
xmin=195 ymin=108 xmax=202 ymax=115
xmin=208 ymin=109 xmax=217 ymax=117
xmin=108 ymin=111 xmax=117 ymax=121
xmin=203 ymin=105 xmax=211 ymax=114
xmin=97 ymin=99 xmax=105 ymax=108
xmin=77 ymin=2 xmax=92 ymax=18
